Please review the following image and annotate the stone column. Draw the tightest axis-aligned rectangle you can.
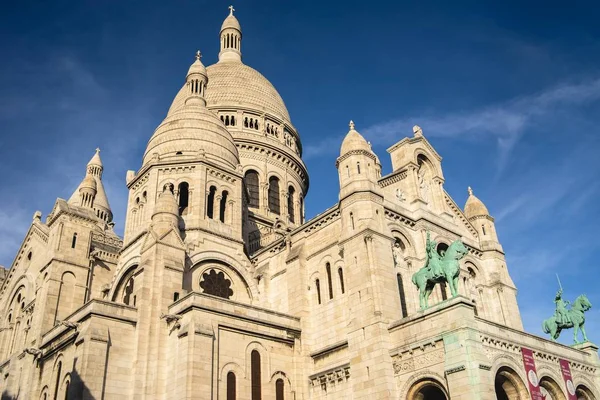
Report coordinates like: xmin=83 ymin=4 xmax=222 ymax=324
xmin=214 ymin=195 xmax=222 ymax=221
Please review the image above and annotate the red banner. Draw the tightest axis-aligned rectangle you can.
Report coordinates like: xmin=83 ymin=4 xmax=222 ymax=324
xmin=521 ymin=347 xmax=544 ymax=400
xmin=559 ymin=359 xmax=577 ymax=400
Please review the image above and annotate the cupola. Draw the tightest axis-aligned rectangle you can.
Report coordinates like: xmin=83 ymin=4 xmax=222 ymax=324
xmin=219 ymin=5 xmax=242 ymax=62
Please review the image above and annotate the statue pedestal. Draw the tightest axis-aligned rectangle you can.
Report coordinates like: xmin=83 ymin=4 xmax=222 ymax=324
xmin=572 ymin=341 xmax=599 ymax=361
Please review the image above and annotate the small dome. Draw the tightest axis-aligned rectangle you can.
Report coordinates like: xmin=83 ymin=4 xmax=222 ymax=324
xmin=152 ymin=184 xmax=179 ymax=218
xmin=221 ymin=7 xmax=241 ymax=32
xmin=464 ymin=187 xmax=490 ymax=218
xmin=340 ymin=121 xmax=372 ymax=156
xmin=80 ymin=175 xmax=97 ymax=190
xmin=187 ymin=52 xmax=207 ymax=78
xmin=144 ymin=105 xmax=240 ymax=170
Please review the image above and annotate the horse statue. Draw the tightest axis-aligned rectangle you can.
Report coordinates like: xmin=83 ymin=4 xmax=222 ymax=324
xmin=412 ymin=233 xmax=468 ymax=309
xmin=542 ymin=291 xmax=592 ymax=343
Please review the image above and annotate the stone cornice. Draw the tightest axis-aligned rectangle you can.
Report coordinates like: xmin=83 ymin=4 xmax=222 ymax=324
xmin=379 ymin=169 xmax=408 ymax=187
xmin=335 ymin=149 xmax=377 ymax=167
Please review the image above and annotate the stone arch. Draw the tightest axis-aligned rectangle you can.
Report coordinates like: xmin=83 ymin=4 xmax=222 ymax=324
xmin=55 ymin=271 xmax=76 ymax=323
xmin=245 ymin=341 xmax=271 ymax=385
xmin=538 ymin=374 xmax=566 ymax=400
xmin=187 ymin=252 xmax=256 ymax=302
xmin=270 ymin=370 xmax=293 ymax=399
xmin=493 ymin=364 xmax=529 ymax=400
xmin=400 ymin=370 xmax=449 ymax=400
xmin=575 ymin=383 xmax=597 ymax=400
xmin=111 ymin=264 xmax=139 ymax=305
xmin=413 ymin=148 xmax=442 ymax=177
xmin=219 ymin=361 xmax=245 ymax=400
xmin=573 ymin=374 xmax=599 ymax=400
xmin=39 ymin=385 xmax=49 ymax=400
xmin=2 ymin=274 xmax=34 ymax=311
xmin=108 ymin=257 xmax=141 ymax=301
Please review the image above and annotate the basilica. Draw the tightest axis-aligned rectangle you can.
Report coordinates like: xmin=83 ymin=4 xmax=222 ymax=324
xmin=0 ymin=7 xmax=598 ymax=400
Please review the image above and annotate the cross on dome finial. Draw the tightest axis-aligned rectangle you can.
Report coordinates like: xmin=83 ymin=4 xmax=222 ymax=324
xmin=95 ymin=148 xmax=101 ymax=154
xmin=349 ymin=120 xmax=355 ymax=130
xmin=228 ymin=5 xmax=235 ymax=15
xmin=195 ymin=50 xmax=202 ymax=60
xmin=468 ymin=186 xmax=473 ymax=196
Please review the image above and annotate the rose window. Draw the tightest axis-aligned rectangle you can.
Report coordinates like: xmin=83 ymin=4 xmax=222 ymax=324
xmin=200 ymin=269 xmax=233 ymax=299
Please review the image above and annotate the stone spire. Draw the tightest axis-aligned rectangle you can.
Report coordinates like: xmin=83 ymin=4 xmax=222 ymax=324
xmin=219 ymin=5 xmax=242 ymax=62
xmin=68 ymin=148 xmax=113 ymax=223
xmin=185 ymin=50 xmax=209 ymax=106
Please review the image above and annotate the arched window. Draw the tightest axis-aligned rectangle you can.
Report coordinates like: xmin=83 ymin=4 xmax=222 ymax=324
xmin=231 ymin=115 xmax=235 ymax=126
xmin=315 ymin=279 xmax=321 ymax=304
xmin=219 ymin=191 xmax=228 ymax=223
xmin=251 ymin=350 xmax=261 ymax=400
xmin=221 ymin=115 xmax=225 ymax=123
xmin=244 ymin=171 xmax=260 ymax=208
xmin=397 ymin=273 xmax=408 ymax=318
xmin=54 ymin=361 xmax=62 ymax=400
xmin=338 ymin=268 xmax=345 ymax=294
xmin=249 ymin=119 xmax=254 ymax=129
xmin=178 ymin=182 xmax=189 ymax=216
xmin=350 ymin=212 xmax=355 ymax=230
xmin=55 ymin=272 xmax=76 ymax=324
xmin=71 ymin=233 xmax=77 ymax=249
xmin=254 ymin=119 xmax=259 ymax=130
xmin=225 ymin=115 xmax=230 ymax=126
xmin=207 ymin=186 xmax=216 ymax=219
xmin=63 ymin=379 xmax=70 ymax=400
xmin=357 ymin=162 xmax=361 ymax=174
xmin=199 ymin=269 xmax=233 ymax=299
xmin=481 ymin=225 xmax=486 ymax=235
xmin=268 ymin=177 xmax=280 ymax=215
xmin=227 ymin=371 xmax=236 ymax=400
xmin=287 ymin=186 xmax=295 ymax=223
xmin=276 ymin=378 xmax=284 ymax=400
xmin=326 ymin=263 xmax=333 ymax=299
xmin=244 ymin=117 xmax=249 ymax=128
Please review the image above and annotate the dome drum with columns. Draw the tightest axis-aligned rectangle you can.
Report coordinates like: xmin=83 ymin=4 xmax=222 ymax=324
xmin=1 ymin=7 xmax=598 ymax=400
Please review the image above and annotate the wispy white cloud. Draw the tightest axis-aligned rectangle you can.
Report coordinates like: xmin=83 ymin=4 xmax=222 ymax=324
xmin=304 ymin=77 xmax=600 ymax=173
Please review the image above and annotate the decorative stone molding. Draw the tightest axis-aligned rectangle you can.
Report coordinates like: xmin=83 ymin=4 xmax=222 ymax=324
xmin=384 ymin=209 xmax=417 ymax=228
xmin=391 ymin=339 xmax=445 ymax=376
xmin=309 ymin=364 xmax=350 ymax=392
xmin=303 ymin=209 xmax=340 ymax=235
xmin=444 ymin=193 xmax=478 ymax=237
xmin=379 ymin=170 xmax=408 ymax=188
xmin=445 ymin=365 xmax=466 ymax=375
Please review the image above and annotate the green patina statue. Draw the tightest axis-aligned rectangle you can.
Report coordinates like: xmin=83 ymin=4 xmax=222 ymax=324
xmin=412 ymin=232 xmax=468 ymax=309
xmin=542 ymin=288 xmax=592 ymax=343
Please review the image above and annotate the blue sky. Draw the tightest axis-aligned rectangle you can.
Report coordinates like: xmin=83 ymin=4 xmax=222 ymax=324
xmin=1 ymin=1 xmax=600 ymax=345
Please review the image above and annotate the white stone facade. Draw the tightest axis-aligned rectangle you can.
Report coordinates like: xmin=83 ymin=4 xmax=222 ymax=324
xmin=0 ymin=8 xmax=598 ymax=400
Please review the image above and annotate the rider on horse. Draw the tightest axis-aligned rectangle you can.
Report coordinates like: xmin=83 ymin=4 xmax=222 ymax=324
xmin=424 ymin=232 xmax=442 ymax=278
xmin=554 ymin=289 xmax=571 ymax=326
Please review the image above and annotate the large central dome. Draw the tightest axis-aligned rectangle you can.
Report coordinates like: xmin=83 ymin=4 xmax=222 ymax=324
xmin=205 ymin=61 xmax=291 ymax=122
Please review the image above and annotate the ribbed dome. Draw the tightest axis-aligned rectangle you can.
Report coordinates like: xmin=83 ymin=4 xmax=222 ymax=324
xmin=340 ymin=121 xmax=372 ymax=156
xmin=187 ymin=57 xmax=207 ymax=78
xmin=143 ymin=104 xmax=240 ymax=170
xmin=221 ymin=13 xmax=241 ymax=32
xmin=152 ymin=186 xmax=179 ymax=218
xmin=80 ymin=175 xmax=97 ymax=190
xmin=464 ymin=187 xmax=490 ymax=219
xmin=206 ymin=62 xmax=291 ymax=121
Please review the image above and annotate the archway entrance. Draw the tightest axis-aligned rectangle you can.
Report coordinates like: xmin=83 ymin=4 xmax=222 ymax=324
xmin=494 ymin=366 xmax=528 ymax=400
xmin=539 ymin=376 xmax=566 ymax=400
xmin=407 ymin=379 xmax=448 ymax=400
xmin=576 ymin=384 xmax=596 ymax=400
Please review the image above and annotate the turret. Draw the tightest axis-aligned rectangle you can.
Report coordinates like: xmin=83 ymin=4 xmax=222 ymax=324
xmin=464 ymin=186 xmax=500 ymax=244
xmin=336 ymin=120 xmax=380 ymax=200
xmin=68 ymin=148 xmax=113 ymax=222
xmin=151 ymin=183 xmax=180 ymax=236
xmin=185 ymin=51 xmax=208 ymax=106
xmin=218 ymin=6 xmax=242 ymax=62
